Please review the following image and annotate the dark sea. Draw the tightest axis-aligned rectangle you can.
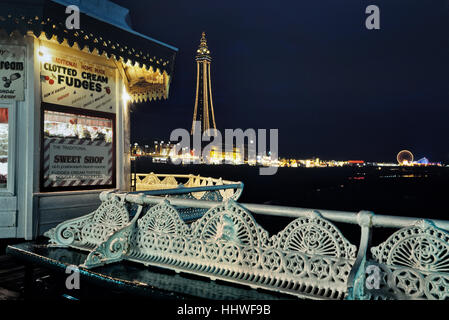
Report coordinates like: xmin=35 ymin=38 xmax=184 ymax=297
xmin=134 ymin=157 xmax=449 ymax=217
xmin=133 ymin=157 xmax=449 ymax=244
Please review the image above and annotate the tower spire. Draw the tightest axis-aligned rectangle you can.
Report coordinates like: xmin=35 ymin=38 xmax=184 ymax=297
xmin=201 ymin=31 xmax=207 ymax=45
xmin=191 ymin=32 xmax=217 ymax=135
xmin=196 ymin=31 xmax=211 ymax=60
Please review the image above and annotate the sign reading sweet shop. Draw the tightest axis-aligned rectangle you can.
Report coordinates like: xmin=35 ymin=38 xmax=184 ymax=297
xmin=43 ymin=137 xmax=114 ymax=189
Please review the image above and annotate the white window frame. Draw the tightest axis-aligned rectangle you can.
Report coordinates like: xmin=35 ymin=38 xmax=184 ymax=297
xmin=0 ymin=102 xmax=16 ymax=195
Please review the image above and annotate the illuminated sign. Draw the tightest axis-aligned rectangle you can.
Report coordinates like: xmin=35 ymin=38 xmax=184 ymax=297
xmin=41 ymin=50 xmax=116 ymax=113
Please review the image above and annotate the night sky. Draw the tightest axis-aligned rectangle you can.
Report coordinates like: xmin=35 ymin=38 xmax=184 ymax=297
xmin=112 ymin=0 xmax=449 ymax=163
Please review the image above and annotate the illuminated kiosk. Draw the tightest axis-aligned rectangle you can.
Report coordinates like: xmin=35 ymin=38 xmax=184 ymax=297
xmin=0 ymin=0 xmax=177 ymax=239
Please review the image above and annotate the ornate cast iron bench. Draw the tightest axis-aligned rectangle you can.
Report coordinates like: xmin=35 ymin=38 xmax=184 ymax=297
xmin=124 ymin=199 xmax=357 ymax=300
xmin=45 ymin=191 xmax=361 ymax=300
xmin=44 ymin=191 xmax=449 ymax=300
xmin=133 ymin=173 xmax=243 ymax=201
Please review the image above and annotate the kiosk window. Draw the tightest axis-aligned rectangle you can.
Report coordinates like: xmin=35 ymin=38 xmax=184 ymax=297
xmin=44 ymin=110 xmax=113 ymax=143
xmin=42 ymin=108 xmax=115 ymax=191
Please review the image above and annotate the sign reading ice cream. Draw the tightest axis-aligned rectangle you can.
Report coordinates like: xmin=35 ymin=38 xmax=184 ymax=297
xmin=41 ymin=52 xmax=116 ymax=113
xmin=0 ymin=45 xmax=26 ymax=101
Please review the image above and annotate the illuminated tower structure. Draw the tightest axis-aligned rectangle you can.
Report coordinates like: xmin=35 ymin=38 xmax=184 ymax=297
xmin=191 ymin=32 xmax=217 ymax=135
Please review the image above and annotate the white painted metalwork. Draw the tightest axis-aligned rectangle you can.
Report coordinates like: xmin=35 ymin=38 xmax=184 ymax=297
xmin=45 ymin=194 xmax=132 ymax=250
xmin=44 ymin=191 xmax=449 ymax=300
xmin=124 ymin=199 xmax=356 ymax=299
xmin=364 ymin=220 xmax=449 ymax=300
xmin=133 ymin=173 xmax=243 ymax=201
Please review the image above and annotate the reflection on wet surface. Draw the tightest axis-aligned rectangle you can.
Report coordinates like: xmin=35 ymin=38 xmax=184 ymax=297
xmin=7 ymin=242 xmax=291 ymax=300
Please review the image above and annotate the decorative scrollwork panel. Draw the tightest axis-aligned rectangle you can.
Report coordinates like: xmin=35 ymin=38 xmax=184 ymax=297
xmin=125 ymin=200 xmax=356 ymax=300
xmin=368 ymin=220 xmax=449 ymax=300
xmin=371 ymin=220 xmax=449 ymax=273
xmin=274 ymin=211 xmax=357 ymax=259
xmin=46 ymin=197 xmax=131 ymax=250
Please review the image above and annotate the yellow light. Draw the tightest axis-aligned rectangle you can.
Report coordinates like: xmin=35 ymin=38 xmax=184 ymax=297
xmin=122 ymin=86 xmax=131 ymax=106
xmin=38 ymin=46 xmax=52 ymax=63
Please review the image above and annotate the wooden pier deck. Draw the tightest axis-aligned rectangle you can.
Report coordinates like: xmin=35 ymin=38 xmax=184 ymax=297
xmin=0 ymin=238 xmax=58 ymax=301
xmin=0 ymin=254 xmax=57 ymax=300
xmin=0 ymin=254 xmax=24 ymax=300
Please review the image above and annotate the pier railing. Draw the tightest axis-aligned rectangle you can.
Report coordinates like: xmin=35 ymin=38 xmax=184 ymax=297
xmin=45 ymin=191 xmax=449 ymax=300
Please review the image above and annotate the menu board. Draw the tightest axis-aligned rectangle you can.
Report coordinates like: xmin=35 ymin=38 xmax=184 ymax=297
xmin=0 ymin=45 xmax=26 ymax=101
xmin=41 ymin=51 xmax=116 ymax=113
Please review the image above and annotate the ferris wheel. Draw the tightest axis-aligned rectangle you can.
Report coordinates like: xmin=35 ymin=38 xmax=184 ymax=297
xmin=397 ymin=150 xmax=414 ymax=165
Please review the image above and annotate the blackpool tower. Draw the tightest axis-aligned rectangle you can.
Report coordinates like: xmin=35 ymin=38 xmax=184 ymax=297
xmin=191 ymin=32 xmax=217 ymax=135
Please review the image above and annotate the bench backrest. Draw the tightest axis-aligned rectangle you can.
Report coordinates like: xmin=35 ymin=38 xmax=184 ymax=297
xmin=126 ymin=199 xmax=357 ymax=300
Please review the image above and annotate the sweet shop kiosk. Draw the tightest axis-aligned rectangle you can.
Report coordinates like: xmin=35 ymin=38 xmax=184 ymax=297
xmin=0 ymin=0 xmax=177 ymax=239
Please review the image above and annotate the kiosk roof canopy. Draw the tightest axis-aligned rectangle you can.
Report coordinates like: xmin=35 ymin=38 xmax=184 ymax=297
xmin=0 ymin=0 xmax=178 ymax=101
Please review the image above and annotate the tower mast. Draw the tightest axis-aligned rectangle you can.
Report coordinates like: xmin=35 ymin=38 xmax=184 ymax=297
xmin=191 ymin=32 xmax=217 ymax=135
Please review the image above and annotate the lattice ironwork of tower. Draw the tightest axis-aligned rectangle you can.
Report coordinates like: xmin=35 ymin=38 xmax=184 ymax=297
xmin=191 ymin=32 xmax=217 ymax=135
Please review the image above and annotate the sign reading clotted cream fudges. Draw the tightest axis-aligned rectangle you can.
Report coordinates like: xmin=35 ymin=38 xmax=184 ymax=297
xmin=43 ymin=138 xmax=113 ymax=188
xmin=0 ymin=45 xmax=26 ymax=101
xmin=41 ymin=52 xmax=116 ymax=113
